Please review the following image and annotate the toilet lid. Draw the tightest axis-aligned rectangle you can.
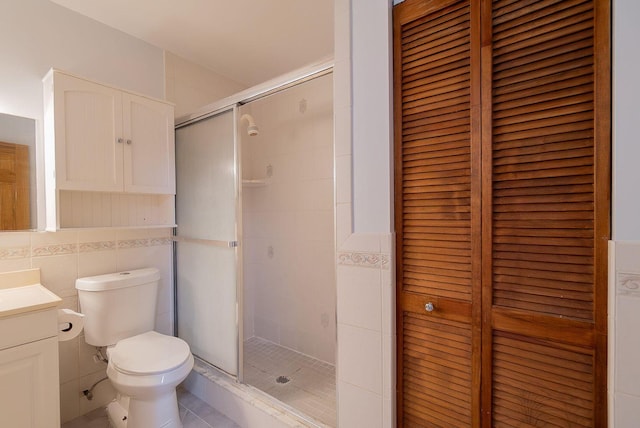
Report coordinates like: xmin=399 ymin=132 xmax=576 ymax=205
xmin=109 ymin=331 xmax=191 ymax=375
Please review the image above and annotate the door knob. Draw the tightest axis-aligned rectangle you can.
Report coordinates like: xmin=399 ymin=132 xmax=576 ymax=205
xmin=425 ymin=302 xmax=434 ymax=312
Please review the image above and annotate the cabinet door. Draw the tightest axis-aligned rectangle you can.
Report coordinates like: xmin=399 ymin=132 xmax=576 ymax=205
xmin=0 ymin=337 xmax=60 ymax=428
xmin=122 ymin=93 xmax=176 ymax=194
xmin=53 ymin=73 xmax=124 ymax=191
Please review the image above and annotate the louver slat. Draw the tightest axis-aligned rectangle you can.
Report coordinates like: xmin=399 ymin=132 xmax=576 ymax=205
xmin=400 ymin=1 xmax=473 ymax=302
xmin=403 ymin=312 xmax=473 ymax=427
xmin=492 ymin=333 xmax=594 ymax=427
xmin=490 ymin=0 xmax=596 ymax=321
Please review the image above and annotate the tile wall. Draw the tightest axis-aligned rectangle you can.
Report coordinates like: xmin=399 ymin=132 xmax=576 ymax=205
xmin=0 ymin=227 xmax=174 ymax=423
xmin=242 ymin=73 xmax=336 ymax=364
xmin=610 ymin=241 xmax=640 ymax=426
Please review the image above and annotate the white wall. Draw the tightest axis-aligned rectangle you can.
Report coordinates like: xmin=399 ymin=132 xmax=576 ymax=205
xmin=0 ymin=0 xmax=164 ymax=120
xmin=351 ymin=0 xmax=393 ymax=234
xmin=164 ymin=52 xmax=247 ymax=118
xmin=613 ymin=0 xmax=640 ymax=240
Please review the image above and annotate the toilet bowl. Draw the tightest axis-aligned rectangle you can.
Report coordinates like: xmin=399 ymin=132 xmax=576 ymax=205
xmin=105 ymin=331 xmax=194 ymax=428
xmin=75 ymin=268 xmax=194 ymax=428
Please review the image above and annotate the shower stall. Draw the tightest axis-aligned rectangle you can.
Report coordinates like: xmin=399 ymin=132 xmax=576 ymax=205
xmin=174 ymin=67 xmax=336 ymax=427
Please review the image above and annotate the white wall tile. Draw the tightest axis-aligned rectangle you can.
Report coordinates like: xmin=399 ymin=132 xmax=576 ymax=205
xmin=77 ymin=251 xmax=117 ymax=278
xmin=382 ymin=395 xmax=395 ymax=428
xmin=0 ymin=258 xmax=31 ymax=272
xmin=338 ymin=324 xmax=382 ymax=394
xmin=59 ymin=380 xmax=80 ymax=424
xmin=77 ymin=334 xmax=107 ymax=377
xmin=78 ymin=372 xmax=116 ymax=415
xmin=0 ymin=231 xmax=30 ymax=250
xmin=381 ymin=268 xmax=394 ymax=336
xmin=58 ymin=337 xmax=79 ymax=383
xmin=336 ymin=155 xmax=352 ymax=204
xmin=336 ymin=203 xmax=353 ymax=248
xmin=616 ymin=295 xmax=640 ymax=396
xmin=341 ymin=233 xmax=381 ymax=253
xmin=32 ymin=254 xmax=78 ymax=297
xmin=338 ymin=381 xmax=383 ymax=428
xmin=382 ymin=333 xmax=395 ymax=400
xmin=334 ymin=105 xmax=352 ymax=157
xmin=337 ymin=265 xmax=381 ymax=331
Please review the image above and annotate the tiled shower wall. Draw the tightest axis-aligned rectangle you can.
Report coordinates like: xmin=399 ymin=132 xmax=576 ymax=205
xmin=242 ymin=74 xmax=336 ymax=364
xmin=0 ymin=227 xmax=173 ymax=423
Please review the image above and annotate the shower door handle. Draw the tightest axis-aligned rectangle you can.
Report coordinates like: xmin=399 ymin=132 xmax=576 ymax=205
xmin=173 ymin=236 xmax=239 ymax=248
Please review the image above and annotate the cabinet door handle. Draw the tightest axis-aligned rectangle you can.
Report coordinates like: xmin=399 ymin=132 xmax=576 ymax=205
xmin=126 ymin=139 xmax=132 ymax=145
xmin=117 ymin=138 xmax=123 ymax=144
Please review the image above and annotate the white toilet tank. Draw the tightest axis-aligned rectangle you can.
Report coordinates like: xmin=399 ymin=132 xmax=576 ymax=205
xmin=76 ymin=268 xmax=161 ymax=346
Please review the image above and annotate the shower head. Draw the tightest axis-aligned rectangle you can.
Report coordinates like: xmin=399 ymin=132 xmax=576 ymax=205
xmin=240 ymin=114 xmax=259 ymax=137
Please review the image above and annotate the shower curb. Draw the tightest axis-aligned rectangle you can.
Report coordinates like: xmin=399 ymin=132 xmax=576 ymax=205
xmin=183 ymin=358 xmax=332 ymax=428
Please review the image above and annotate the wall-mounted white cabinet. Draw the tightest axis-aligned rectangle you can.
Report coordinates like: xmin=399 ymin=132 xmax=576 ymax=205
xmin=43 ymin=69 xmax=176 ymax=230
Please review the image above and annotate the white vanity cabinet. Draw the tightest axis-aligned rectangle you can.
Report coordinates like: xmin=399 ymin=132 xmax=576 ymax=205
xmin=43 ymin=69 xmax=176 ymax=230
xmin=0 ymin=320 xmax=59 ymax=428
xmin=0 ymin=270 xmax=63 ymax=428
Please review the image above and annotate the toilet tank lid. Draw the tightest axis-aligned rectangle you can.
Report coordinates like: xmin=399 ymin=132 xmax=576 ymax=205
xmin=75 ymin=268 xmax=160 ymax=291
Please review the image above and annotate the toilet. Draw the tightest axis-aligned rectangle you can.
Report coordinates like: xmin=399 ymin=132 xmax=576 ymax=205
xmin=76 ymin=268 xmax=194 ymax=428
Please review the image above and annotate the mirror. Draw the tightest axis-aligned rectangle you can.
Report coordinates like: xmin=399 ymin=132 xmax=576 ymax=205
xmin=0 ymin=113 xmax=36 ymax=230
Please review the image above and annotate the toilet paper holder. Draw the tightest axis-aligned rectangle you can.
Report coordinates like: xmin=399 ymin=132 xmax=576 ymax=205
xmin=58 ymin=308 xmax=85 ymax=341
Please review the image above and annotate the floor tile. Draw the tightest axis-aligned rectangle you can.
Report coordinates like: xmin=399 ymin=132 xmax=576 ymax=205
xmin=244 ymin=337 xmax=337 ymax=427
xmin=63 ymin=389 xmax=239 ymax=428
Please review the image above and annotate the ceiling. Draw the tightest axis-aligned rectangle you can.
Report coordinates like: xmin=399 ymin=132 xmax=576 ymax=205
xmin=50 ymin=0 xmax=334 ymax=86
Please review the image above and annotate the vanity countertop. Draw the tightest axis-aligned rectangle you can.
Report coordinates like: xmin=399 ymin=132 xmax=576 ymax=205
xmin=0 ymin=269 xmax=61 ymax=319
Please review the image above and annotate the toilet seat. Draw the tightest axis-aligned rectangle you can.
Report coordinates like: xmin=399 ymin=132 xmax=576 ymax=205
xmin=109 ymin=331 xmax=191 ymax=376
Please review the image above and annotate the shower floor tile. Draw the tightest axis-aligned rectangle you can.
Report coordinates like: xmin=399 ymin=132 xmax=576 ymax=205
xmin=244 ymin=336 xmax=336 ymax=427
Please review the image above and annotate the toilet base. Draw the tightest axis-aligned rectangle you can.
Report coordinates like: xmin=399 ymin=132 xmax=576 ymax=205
xmin=106 ymin=392 xmax=182 ymax=428
xmin=106 ymin=398 xmax=128 ymax=428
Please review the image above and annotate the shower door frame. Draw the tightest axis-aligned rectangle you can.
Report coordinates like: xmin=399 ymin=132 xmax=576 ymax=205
xmin=174 ymin=105 xmax=244 ymax=378
xmin=174 ymin=61 xmax=334 ymax=384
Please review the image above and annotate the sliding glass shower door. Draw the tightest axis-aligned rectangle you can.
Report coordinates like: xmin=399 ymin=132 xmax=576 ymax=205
xmin=175 ymin=108 xmax=239 ymax=375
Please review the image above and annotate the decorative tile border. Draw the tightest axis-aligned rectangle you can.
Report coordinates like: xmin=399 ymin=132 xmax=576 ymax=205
xmin=0 ymin=232 xmax=173 ymax=260
xmin=0 ymin=247 xmax=30 ymax=260
xmin=149 ymin=237 xmax=173 ymax=247
xmin=617 ymin=272 xmax=640 ymax=297
xmin=78 ymin=241 xmax=116 ymax=253
xmin=338 ymin=251 xmax=390 ymax=270
xmin=32 ymin=243 xmax=77 ymax=257
xmin=116 ymin=238 xmax=151 ymax=249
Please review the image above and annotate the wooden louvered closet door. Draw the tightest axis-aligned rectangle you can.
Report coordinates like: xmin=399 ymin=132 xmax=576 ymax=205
xmin=394 ymin=0 xmax=610 ymax=427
